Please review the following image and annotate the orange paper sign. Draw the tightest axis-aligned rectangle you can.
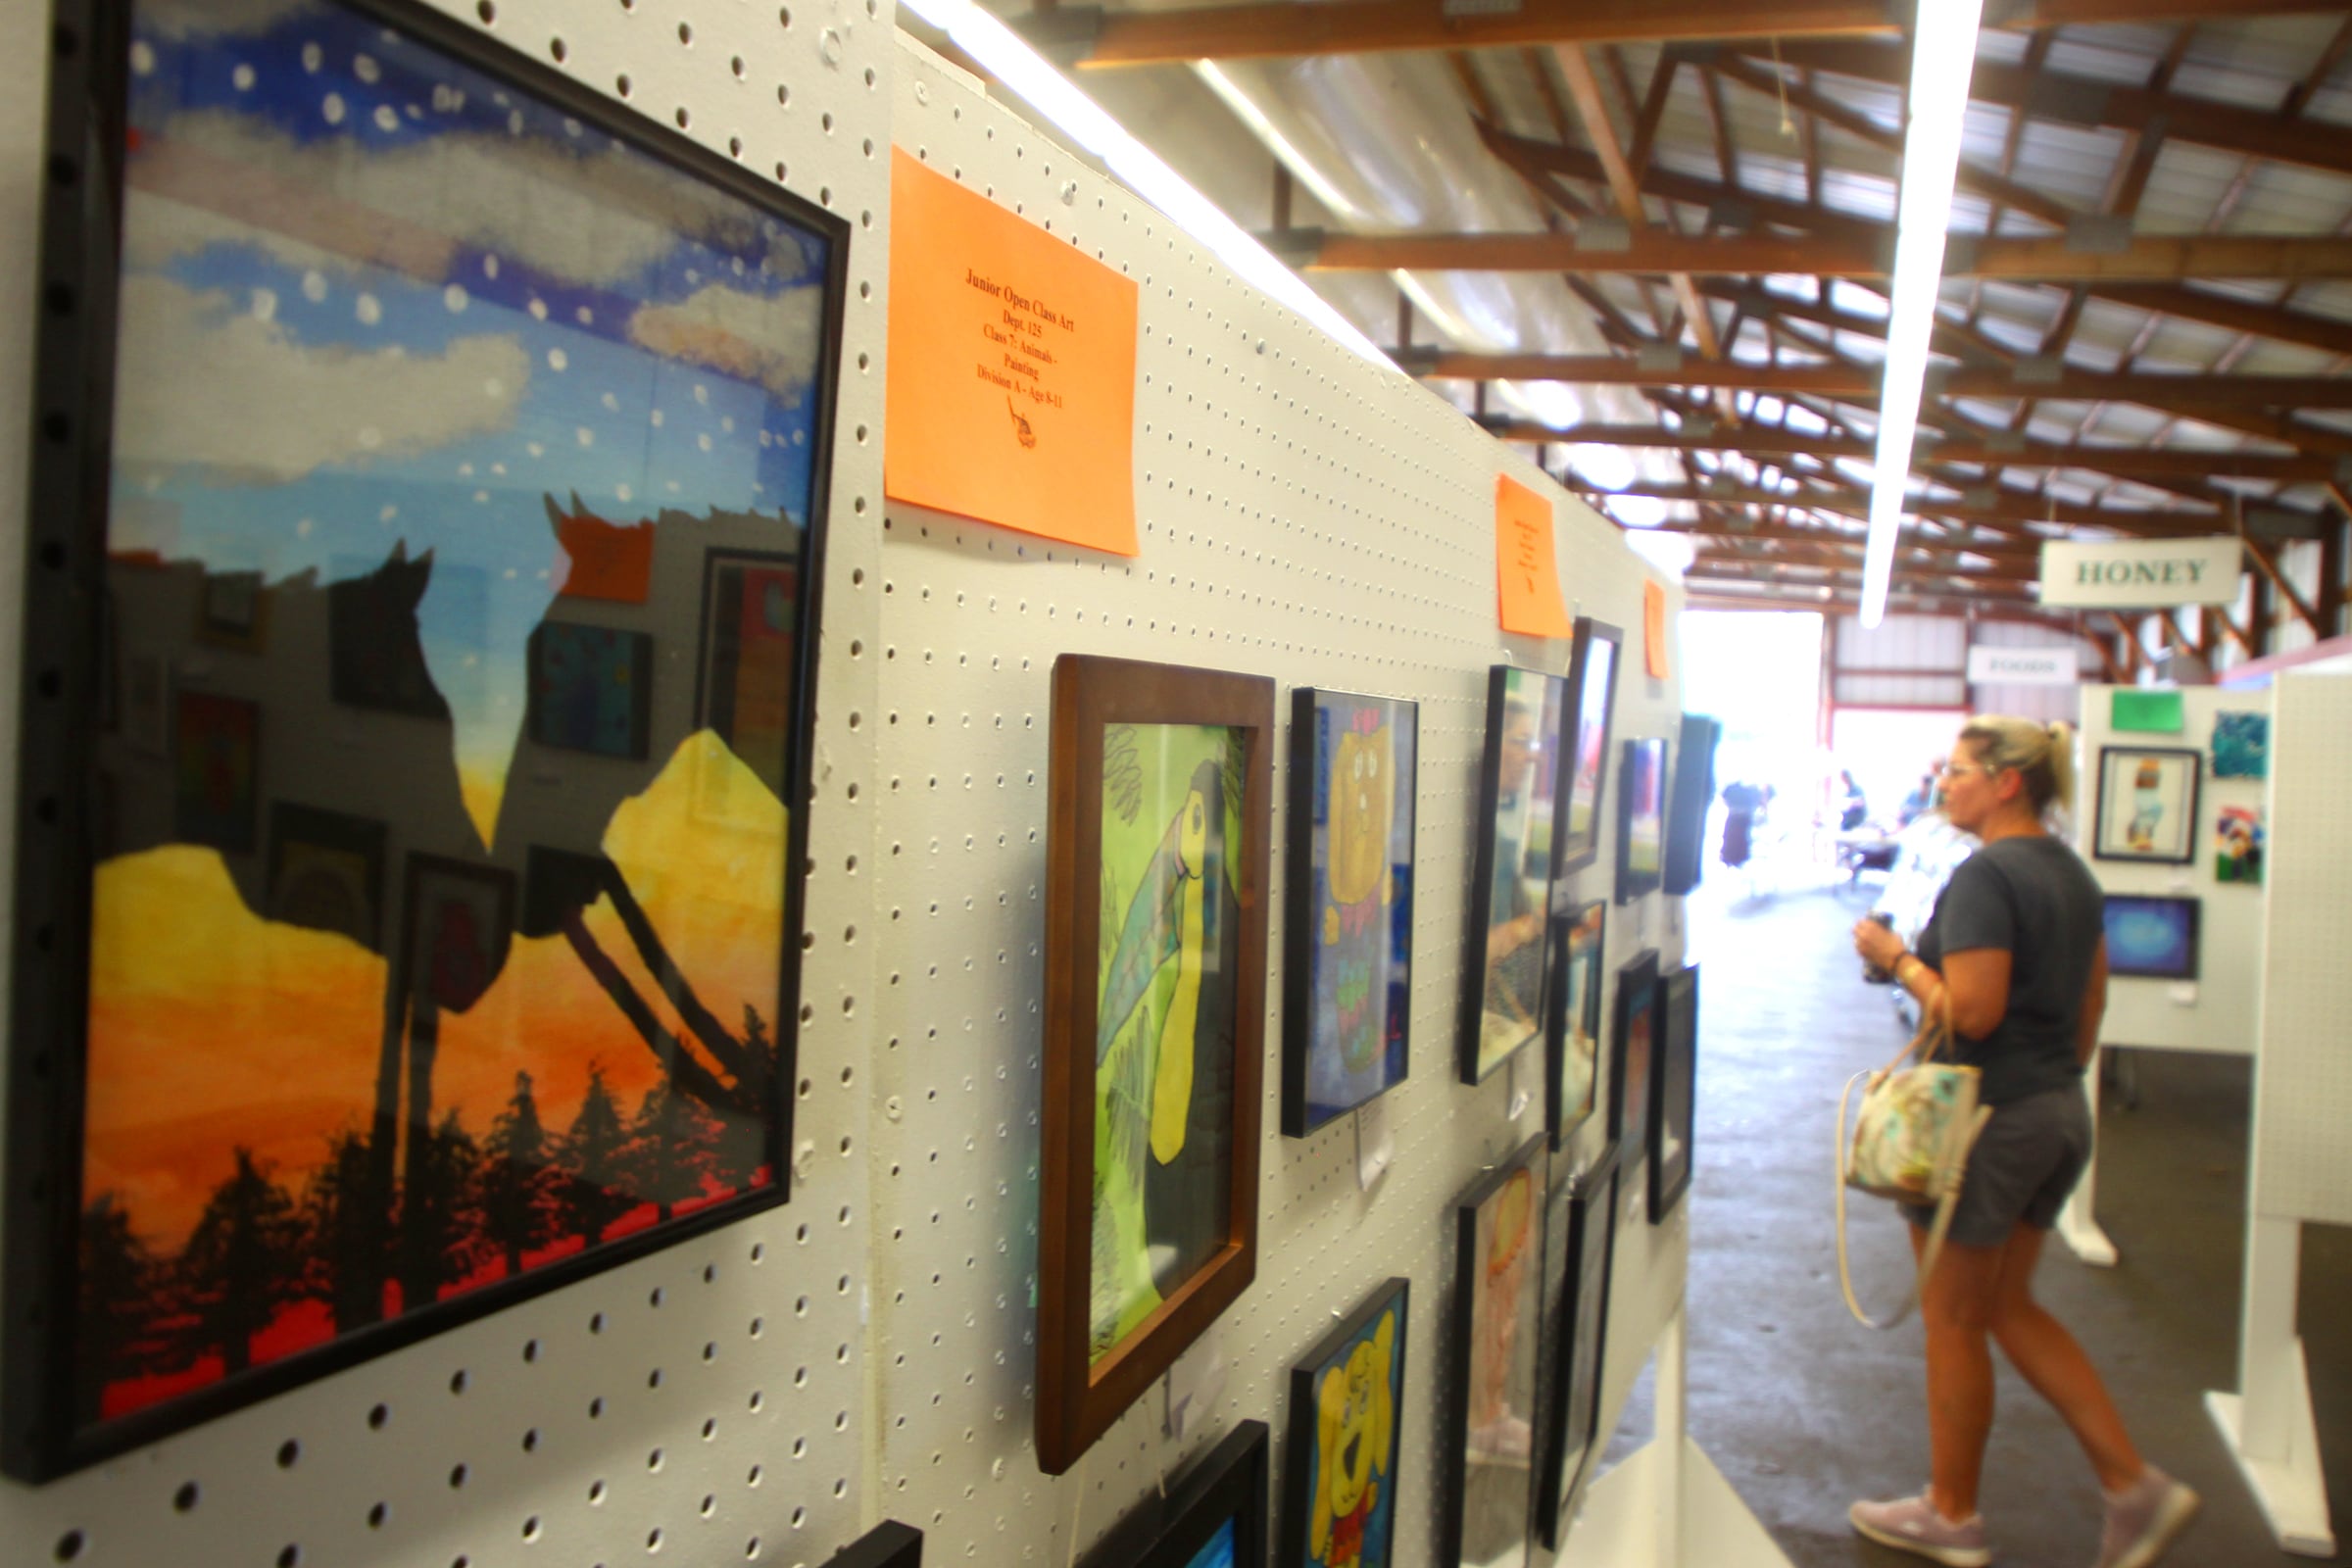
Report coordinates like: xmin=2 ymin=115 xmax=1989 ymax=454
xmin=884 ymin=150 xmax=1140 ymax=554
xmin=1494 ymin=474 xmax=1574 ymax=639
xmin=1643 ymin=580 xmax=1671 ymax=678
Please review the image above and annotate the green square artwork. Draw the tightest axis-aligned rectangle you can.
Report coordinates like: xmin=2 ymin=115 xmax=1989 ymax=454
xmin=2111 ymin=689 xmax=2185 ymax=734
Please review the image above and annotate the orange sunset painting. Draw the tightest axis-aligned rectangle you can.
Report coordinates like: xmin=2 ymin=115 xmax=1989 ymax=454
xmin=36 ymin=0 xmax=836 ymax=1460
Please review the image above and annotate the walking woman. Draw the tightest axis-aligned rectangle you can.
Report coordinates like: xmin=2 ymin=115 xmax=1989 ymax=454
xmin=1848 ymin=717 xmax=2199 ymax=1568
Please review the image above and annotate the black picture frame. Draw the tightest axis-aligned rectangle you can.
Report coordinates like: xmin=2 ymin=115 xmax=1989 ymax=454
xmin=1544 ymin=899 xmax=1607 ymax=1152
xmin=1535 ymin=1149 xmax=1619 ymax=1551
xmin=525 ymin=620 xmax=657 ymax=761
xmin=1081 ymin=1420 xmax=1273 ymax=1568
xmin=827 ymin=1522 xmax=924 ymax=1568
xmin=266 ymin=802 xmax=391 ymax=951
xmin=5 ymin=0 xmax=848 ymax=1479
xmin=2102 ymin=895 xmax=2202 ymax=980
xmin=1557 ymin=618 xmax=1623 ymax=876
xmin=1442 ymin=1133 xmax=1547 ymax=1568
xmin=1649 ymin=964 xmax=1698 ymax=1221
xmin=1614 ymin=737 xmax=1668 ymax=906
xmin=1280 ymin=1278 xmax=1408 ymax=1568
xmin=2091 ymin=746 xmax=2202 ymax=865
xmin=1283 ymin=687 xmax=1418 ymax=1139
xmin=1609 ymin=950 xmax=1661 ymax=1168
xmin=1461 ymin=665 xmax=1568 ymax=1085
xmin=1661 ymin=714 xmax=1720 ymax=897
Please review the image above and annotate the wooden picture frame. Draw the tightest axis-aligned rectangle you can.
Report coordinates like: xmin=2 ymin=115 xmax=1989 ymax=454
xmin=1442 ymin=1134 xmax=1547 ymax=1568
xmin=1460 ymin=666 xmax=1567 ymax=1085
xmin=1283 ymin=687 xmax=1417 ymax=1138
xmin=1535 ymin=1151 xmax=1619 ymax=1550
xmin=2092 ymin=746 xmax=2201 ymax=865
xmin=1557 ymin=618 xmax=1623 ymax=875
xmin=1614 ymin=737 xmax=1668 ymax=906
xmin=1280 ymin=1278 xmax=1408 ymax=1568
xmin=1081 ymin=1420 xmax=1273 ymax=1568
xmin=1544 ymin=899 xmax=1607 ymax=1152
xmin=1040 ymin=656 xmax=1273 ymax=1475
xmin=826 ymin=1522 xmax=924 ymax=1568
xmin=5 ymin=0 xmax=846 ymax=1479
xmin=1649 ymin=964 xmax=1698 ymax=1222
xmin=1609 ymin=950 xmax=1661 ymax=1168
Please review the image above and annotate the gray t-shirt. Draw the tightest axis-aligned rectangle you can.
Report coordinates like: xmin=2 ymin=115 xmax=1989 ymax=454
xmin=1916 ymin=835 xmax=2104 ymax=1107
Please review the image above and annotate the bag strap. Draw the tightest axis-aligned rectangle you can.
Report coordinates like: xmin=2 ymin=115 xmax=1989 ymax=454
xmin=1834 ymin=1067 xmax=1993 ymax=1331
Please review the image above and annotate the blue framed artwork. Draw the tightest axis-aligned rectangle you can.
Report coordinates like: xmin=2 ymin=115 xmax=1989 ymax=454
xmin=2212 ymin=710 xmax=2270 ymax=779
xmin=2103 ymin=895 xmax=2200 ymax=980
xmin=1283 ymin=688 xmax=1417 ymax=1137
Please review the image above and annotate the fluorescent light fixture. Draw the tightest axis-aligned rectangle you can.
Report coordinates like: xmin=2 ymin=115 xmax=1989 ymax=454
xmin=1193 ymin=62 xmax=1367 ymax=223
xmin=1859 ymin=0 xmax=1984 ymax=628
xmin=899 ymin=0 xmax=1392 ymax=366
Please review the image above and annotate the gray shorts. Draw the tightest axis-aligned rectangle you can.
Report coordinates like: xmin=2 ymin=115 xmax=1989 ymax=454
xmin=1902 ymin=1083 xmax=2093 ymax=1250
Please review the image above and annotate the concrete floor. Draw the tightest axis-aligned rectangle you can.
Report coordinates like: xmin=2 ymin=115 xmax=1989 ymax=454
xmin=1659 ymin=867 xmax=2352 ymax=1568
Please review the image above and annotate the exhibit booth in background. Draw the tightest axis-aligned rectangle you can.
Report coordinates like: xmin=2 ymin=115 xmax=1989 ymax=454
xmin=2067 ymin=674 xmax=2352 ymax=1559
xmin=0 ymin=6 xmax=1763 ymax=1568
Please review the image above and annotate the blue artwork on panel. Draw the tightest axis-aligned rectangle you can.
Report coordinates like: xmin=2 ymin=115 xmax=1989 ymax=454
xmin=2103 ymin=896 xmax=2199 ymax=980
xmin=1183 ymin=1519 xmax=1237 ymax=1568
xmin=2212 ymin=711 xmax=2269 ymax=779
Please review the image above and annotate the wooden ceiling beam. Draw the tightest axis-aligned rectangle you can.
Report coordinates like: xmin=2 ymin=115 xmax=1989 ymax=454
xmin=1054 ymin=0 xmax=2346 ymax=69
xmin=1293 ymin=227 xmax=2352 ymax=280
xmin=1744 ymin=38 xmax=2352 ymax=183
xmin=1524 ymin=423 xmax=2348 ymax=482
xmin=1603 ymin=481 xmax=2218 ymax=534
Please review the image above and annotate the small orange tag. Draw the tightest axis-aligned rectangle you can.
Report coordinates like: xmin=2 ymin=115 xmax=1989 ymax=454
xmin=1494 ymin=474 xmax=1573 ymax=639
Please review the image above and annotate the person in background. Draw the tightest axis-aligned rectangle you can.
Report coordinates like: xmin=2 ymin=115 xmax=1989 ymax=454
xmin=1839 ymin=768 xmax=1870 ymax=831
xmin=1898 ymin=759 xmax=1945 ymax=827
xmin=1847 ymin=718 xmax=2199 ymax=1568
xmin=1720 ymin=779 xmax=1763 ymax=868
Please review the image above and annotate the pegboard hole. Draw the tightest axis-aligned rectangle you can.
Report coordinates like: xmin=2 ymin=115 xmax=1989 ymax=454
xmin=475 ymin=0 xmax=493 ymax=22
xmin=172 ymin=1481 xmax=199 ymax=1512
xmin=591 ymin=1311 xmax=607 ymax=1334
xmin=651 ymin=1286 xmax=666 ymax=1308
xmin=548 ymin=36 xmax=565 ymax=62
xmin=674 ymin=108 xmax=690 ymax=129
xmin=649 ymin=1368 xmax=664 ymax=1389
xmin=749 ymin=1389 xmax=765 ymax=1410
xmin=367 ymin=1502 xmax=388 ymax=1530
xmin=676 ymin=21 xmax=692 ymax=42
xmin=522 ymin=1517 xmax=542 ymax=1543
xmin=730 ymin=54 xmax=745 ymax=76
xmin=751 ymin=1242 xmax=766 ymax=1263
xmin=775 ymin=84 xmax=791 ymax=107
xmin=276 ymin=1547 xmax=300 ymax=1568
xmin=728 ymin=136 xmax=742 ymax=158
xmin=55 ymin=1530 xmax=85 ymax=1561
xmin=777 ymin=4 xmax=791 ymax=25
xmin=276 ymin=1439 xmax=301 ymax=1468
xmin=702 ymin=1417 xmax=717 ymax=1440
xmin=589 ymin=1397 xmax=606 ymax=1419
xmin=523 ymin=1427 xmax=542 ymax=1450
xmin=648 ymin=1529 xmax=664 ymax=1552
xmin=450 ymin=1463 xmax=469 ymax=1489
xmin=700 ymin=1494 xmax=716 ymax=1519
xmin=368 ymin=1402 xmax=389 ymax=1430
xmin=648 ymin=1447 xmax=665 ymax=1473
xmin=589 ymin=1480 xmax=607 ymax=1504
xmin=748 ymin=1462 xmax=767 ymax=1488
xmin=451 ymin=1369 xmax=470 ymax=1393
xmin=746 ymin=1540 xmax=761 ymax=1560
xmin=615 ymin=73 xmax=632 ymax=96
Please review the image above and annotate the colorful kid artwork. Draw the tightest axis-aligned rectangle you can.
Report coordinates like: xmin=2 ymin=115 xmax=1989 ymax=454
xmin=1288 ymin=690 xmax=1415 ymax=1136
xmin=1090 ymin=724 xmax=1245 ymax=1361
xmin=60 ymin=0 xmax=835 ymax=1450
xmin=2211 ymin=710 xmax=2270 ymax=780
xmin=1548 ymin=901 xmax=1605 ymax=1150
xmin=1449 ymin=1150 xmax=1544 ymax=1568
xmin=2215 ymin=805 xmax=2264 ymax=885
xmin=1470 ymin=669 xmax=1565 ymax=1081
xmin=1291 ymin=1289 xmax=1405 ymax=1568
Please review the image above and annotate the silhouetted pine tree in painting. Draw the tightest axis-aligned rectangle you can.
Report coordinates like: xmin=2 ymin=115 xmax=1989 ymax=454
xmin=558 ymin=1063 xmax=634 ymax=1245
xmin=175 ymin=1149 xmax=304 ymax=1376
xmin=398 ymin=1110 xmax=490 ymax=1307
xmin=623 ymin=1082 xmax=726 ymax=1222
xmin=306 ymin=1130 xmax=386 ymax=1332
xmin=75 ymin=1194 xmax=155 ymax=1425
xmin=482 ymin=1071 xmax=561 ymax=1277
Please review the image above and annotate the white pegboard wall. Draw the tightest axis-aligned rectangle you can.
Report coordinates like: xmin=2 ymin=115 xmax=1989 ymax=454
xmin=2252 ymin=671 xmax=2352 ymax=1228
xmin=2074 ymin=684 xmax=2271 ymax=1057
xmin=0 ymin=1 xmax=892 ymax=1566
xmin=874 ymin=36 xmax=1686 ymax=1566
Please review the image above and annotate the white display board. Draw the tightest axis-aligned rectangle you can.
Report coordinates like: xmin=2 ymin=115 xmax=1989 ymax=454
xmin=2073 ymin=684 xmax=2271 ymax=1057
xmin=2250 ymin=671 xmax=2352 ymax=1229
xmin=0 ymin=9 xmax=1705 ymax=1568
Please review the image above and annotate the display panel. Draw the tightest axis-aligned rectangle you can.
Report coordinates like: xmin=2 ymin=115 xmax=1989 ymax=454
xmin=1283 ymin=688 xmax=1417 ymax=1137
xmin=1039 ymin=657 xmax=1272 ymax=1475
xmin=1442 ymin=1135 xmax=1546 ymax=1568
xmin=1557 ymin=617 xmax=1622 ymax=874
xmin=2103 ymin=895 xmax=2200 ymax=980
xmin=1614 ymin=737 xmax=1667 ymax=905
xmin=2092 ymin=746 xmax=2201 ymax=864
xmin=1460 ymin=665 xmax=1566 ymax=1084
xmin=7 ymin=0 xmax=847 ymax=1478
xmin=1280 ymin=1278 xmax=1407 ymax=1568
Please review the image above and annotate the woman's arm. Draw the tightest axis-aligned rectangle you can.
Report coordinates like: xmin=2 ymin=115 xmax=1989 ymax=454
xmin=1937 ymin=949 xmax=2013 ymax=1041
xmin=2076 ymin=936 xmax=2110 ymax=1068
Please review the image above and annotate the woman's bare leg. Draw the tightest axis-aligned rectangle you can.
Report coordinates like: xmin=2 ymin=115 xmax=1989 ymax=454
xmin=1912 ymin=1226 xmax=2008 ymax=1521
xmin=1984 ymin=1223 xmax=2144 ymax=1493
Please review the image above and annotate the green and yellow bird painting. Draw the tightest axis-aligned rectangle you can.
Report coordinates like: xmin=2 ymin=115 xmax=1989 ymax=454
xmin=1090 ymin=725 xmax=1244 ymax=1360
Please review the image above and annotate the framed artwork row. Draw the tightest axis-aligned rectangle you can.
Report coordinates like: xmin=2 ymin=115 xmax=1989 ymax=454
xmin=1462 ymin=666 xmax=1567 ymax=1085
xmin=6 ymin=0 xmax=846 ymax=1480
xmin=1650 ymin=964 xmax=1698 ymax=1222
xmin=1039 ymin=656 xmax=1274 ymax=1475
xmin=1535 ymin=1151 xmax=1619 ymax=1550
xmin=1615 ymin=736 xmax=1668 ymax=906
xmin=1443 ymin=1134 xmax=1547 ymax=1568
xmin=2091 ymin=746 xmax=2200 ymax=865
xmin=1558 ymin=618 xmax=1623 ymax=875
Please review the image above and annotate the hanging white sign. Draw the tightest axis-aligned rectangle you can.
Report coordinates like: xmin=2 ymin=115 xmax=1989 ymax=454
xmin=1967 ymin=645 xmax=2079 ymax=685
xmin=2039 ymin=537 xmax=2241 ymax=608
